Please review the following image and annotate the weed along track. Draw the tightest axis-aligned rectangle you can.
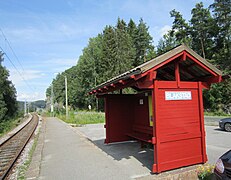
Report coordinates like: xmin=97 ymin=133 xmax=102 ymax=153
xmin=0 ymin=114 xmax=39 ymax=180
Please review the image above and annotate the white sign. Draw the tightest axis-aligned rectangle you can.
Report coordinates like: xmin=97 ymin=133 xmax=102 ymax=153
xmin=165 ymin=91 xmax=192 ymax=100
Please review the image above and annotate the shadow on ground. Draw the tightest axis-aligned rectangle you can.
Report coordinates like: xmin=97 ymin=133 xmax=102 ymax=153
xmin=213 ymin=128 xmax=231 ymax=134
xmin=91 ymin=139 xmax=154 ymax=172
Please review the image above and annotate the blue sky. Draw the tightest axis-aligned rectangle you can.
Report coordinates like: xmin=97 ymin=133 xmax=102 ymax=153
xmin=0 ymin=0 xmax=213 ymax=101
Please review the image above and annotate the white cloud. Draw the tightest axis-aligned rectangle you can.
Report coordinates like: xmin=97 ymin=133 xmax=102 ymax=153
xmin=17 ymin=92 xmax=45 ymax=101
xmin=8 ymin=69 xmax=45 ymax=86
xmin=4 ymin=19 xmax=98 ymax=45
xmin=150 ymin=25 xmax=171 ymax=45
xmin=34 ymin=58 xmax=77 ymax=74
xmin=160 ymin=25 xmax=171 ymax=36
xmin=45 ymin=58 xmax=77 ymax=67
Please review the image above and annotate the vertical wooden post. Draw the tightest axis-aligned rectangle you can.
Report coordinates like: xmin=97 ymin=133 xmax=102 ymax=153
xmin=175 ymin=60 xmax=180 ymax=88
xmin=152 ymin=80 xmax=160 ymax=173
xmin=104 ymin=96 xmax=110 ymax=144
xmin=198 ymin=82 xmax=208 ymax=163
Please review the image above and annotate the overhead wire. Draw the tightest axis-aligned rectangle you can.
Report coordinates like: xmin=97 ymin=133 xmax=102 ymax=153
xmin=0 ymin=28 xmax=36 ymax=92
xmin=0 ymin=46 xmax=34 ymax=92
xmin=0 ymin=28 xmax=26 ymax=72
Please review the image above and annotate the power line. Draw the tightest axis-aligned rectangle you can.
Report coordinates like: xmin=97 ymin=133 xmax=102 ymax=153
xmin=0 ymin=28 xmax=36 ymax=93
xmin=0 ymin=28 xmax=26 ymax=72
xmin=0 ymin=46 xmax=34 ymax=92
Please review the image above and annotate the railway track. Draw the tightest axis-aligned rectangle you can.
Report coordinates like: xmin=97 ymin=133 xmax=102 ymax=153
xmin=0 ymin=114 xmax=39 ymax=180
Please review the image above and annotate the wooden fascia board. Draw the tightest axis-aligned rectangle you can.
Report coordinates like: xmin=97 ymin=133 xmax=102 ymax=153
xmin=135 ymin=71 xmax=157 ymax=89
xmin=142 ymin=52 xmax=184 ymax=73
xmin=97 ymin=79 xmax=137 ymax=95
xmin=208 ymin=75 xmax=223 ymax=85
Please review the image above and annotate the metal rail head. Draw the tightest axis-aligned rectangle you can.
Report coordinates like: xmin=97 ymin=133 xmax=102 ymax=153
xmin=0 ymin=114 xmax=39 ymax=180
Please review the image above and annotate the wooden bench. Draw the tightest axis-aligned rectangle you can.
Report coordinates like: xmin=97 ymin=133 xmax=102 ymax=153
xmin=127 ymin=124 xmax=153 ymax=143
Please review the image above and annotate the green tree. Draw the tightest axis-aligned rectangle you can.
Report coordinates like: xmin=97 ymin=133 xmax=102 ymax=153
xmin=133 ymin=18 xmax=155 ymax=66
xmin=166 ymin=1 xmax=231 ymax=113
xmin=156 ymin=32 xmax=178 ymax=55
xmin=127 ymin=19 xmax=137 ymax=41
xmin=0 ymin=94 xmax=7 ymax=120
xmin=0 ymin=52 xmax=18 ymax=121
xmin=170 ymin=9 xmax=191 ymax=45
xmin=210 ymin=0 xmax=231 ymax=71
xmin=101 ymin=25 xmax=117 ymax=80
xmin=190 ymin=2 xmax=216 ymax=60
xmin=115 ymin=18 xmax=135 ymax=74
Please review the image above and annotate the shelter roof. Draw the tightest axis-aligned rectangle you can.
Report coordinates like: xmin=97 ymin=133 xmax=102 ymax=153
xmin=90 ymin=44 xmax=223 ymax=95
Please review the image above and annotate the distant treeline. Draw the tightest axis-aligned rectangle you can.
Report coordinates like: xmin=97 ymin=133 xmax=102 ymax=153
xmin=18 ymin=100 xmax=46 ymax=112
xmin=47 ymin=0 xmax=231 ymax=114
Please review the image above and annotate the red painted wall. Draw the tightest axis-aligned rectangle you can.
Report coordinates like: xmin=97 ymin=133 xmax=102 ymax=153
xmin=133 ymin=94 xmax=150 ymax=127
xmin=104 ymin=95 xmax=134 ymax=143
xmin=104 ymin=93 xmax=152 ymax=143
xmin=153 ymin=81 xmax=207 ymax=173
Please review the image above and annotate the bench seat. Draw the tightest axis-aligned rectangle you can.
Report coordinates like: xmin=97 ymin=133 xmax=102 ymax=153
xmin=127 ymin=124 xmax=153 ymax=143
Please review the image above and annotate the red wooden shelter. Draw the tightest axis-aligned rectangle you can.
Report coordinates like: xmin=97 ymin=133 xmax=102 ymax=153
xmin=89 ymin=44 xmax=223 ymax=173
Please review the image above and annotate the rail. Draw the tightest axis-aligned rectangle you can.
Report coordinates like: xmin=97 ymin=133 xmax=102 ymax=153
xmin=0 ymin=114 xmax=39 ymax=180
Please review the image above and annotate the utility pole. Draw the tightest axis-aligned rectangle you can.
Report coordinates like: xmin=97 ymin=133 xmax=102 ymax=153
xmin=65 ymin=76 xmax=68 ymax=120
xmin=53 ymin=73 xmax=69 ymax=119
xmin=24 ymin=100 xmax=27 ymax=116
xmin=51 ymin=84 xmax=54 ymax=117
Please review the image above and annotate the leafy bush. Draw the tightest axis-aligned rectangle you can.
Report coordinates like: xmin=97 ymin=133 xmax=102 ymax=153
xmin=0 ymin=113 xmax=25 ymax=137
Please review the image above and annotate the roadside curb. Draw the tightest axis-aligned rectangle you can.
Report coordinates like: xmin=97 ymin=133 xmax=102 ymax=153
xmin=136 ymin=165 xmax=199 ymax=180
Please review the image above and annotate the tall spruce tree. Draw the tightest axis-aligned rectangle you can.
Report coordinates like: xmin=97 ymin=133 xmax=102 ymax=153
xmin=170 ymin=10 xmax=191 ymax=45
xmin=133 ymin=18 xmax=154 ymax=67
xmin=210 ymin=0 xmax=231 ymax=71
xmin=101 ymin=25 xmax=117 ymax=79
xmin=156 ymin=32 xmax=178 ymax=55
xmin=115 ymin=18 xmax=135 ymax=74
xmin=127 ymin=19 xmax=137 ymax=41
xmin=190 ymin=2 xmax=216 ymax=60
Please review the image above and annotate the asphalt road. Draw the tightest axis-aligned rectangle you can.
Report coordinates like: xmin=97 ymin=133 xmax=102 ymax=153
xmin=204 ymin=116 xmax=227 ymax=126
xmin=205 ymin=125 xmax=231 ymax=164
xmin=204 ymin=116 xmax=231 ymax=164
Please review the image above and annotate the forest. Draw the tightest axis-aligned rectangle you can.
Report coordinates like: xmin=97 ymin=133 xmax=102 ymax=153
xmin=46 ymin=0 xmax=231 ymax=114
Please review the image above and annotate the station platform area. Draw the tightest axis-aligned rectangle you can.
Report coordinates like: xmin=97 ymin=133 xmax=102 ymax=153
xmin=29 ymin=117 xmax=198 ymax=180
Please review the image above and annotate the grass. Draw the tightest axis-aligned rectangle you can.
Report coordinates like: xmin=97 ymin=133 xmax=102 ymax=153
xmin=0 ymin=114 xmax=27 ymax=137
xmin=17 ymin=128 xmax=40 ymax=180
xmin=204 ymin=111 xmax=230 ymax=117
xmin=57 ymin=111 xmax=105 ymax=125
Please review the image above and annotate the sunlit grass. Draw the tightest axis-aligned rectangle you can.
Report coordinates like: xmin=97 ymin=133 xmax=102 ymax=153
xmin=204 ymin=111 xmax=229 ymax=117
xmin=57 ymin=111 xmax=105 ymax=125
